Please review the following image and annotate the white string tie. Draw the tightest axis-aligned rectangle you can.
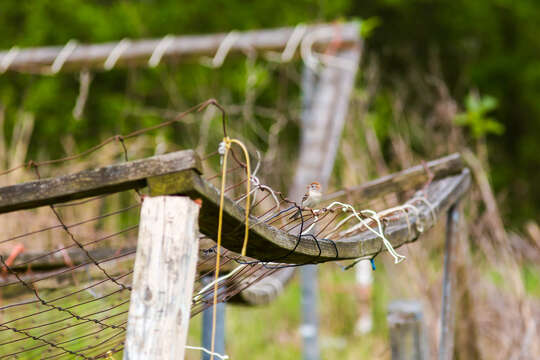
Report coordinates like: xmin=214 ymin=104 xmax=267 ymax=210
xmin=281 ymin=24 xmax=307 ymax=62
xmin=326 ymin=201 xmax=406 ymax=264
xmin=202 ymin=31 xmax=239 ymax=68
xmin=301 ymin=216 xmax=319 ymax=235
xmin=148 ymin=35 xmax=175 ymax=67
xmin=104 ymin=38 xmax=131 ymax=70
xmin=0 ymin=47 xmax=19 ymax=73
xmin=408 ymin=196 xmax=437 ymax=224
xmin=300 ymin=27 xmax=357 ymax=73
xmin=193 ymin=264 xmax=246 ymax=302
xmin=185 ymin=345 xmax=229 ymax=360
xmin=50 ymin=40 xmax=78 ymax=74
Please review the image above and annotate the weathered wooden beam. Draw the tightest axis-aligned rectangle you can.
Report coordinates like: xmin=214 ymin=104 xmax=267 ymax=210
xmin=148 ymin=165 xmax=471 ymax=263
xmin=4 ymin=246 xmax=136 ymax=272
xmin=229 ymin=267 xmax=295 ymax=305
xmin=124 ymin=196 xmax=199 ymax=360
xmin=0 ymin=23 xmax=360 ymax=73
xmin=3 ymin=236 xmax=234 ymax=274
xmin=323 ymin=153 xmax=464 ymax=204
xmin=0 ymin=251 xmax=134 ymax=299
xmin=0 ymin=149 xmax=201 ymax=214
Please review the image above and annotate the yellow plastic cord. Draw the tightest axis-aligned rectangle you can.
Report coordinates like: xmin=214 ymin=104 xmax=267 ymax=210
xmin=227 ymin=138 xmax=251 ymax=256
xmin=210 ymin=137 xmax=251 ymax=360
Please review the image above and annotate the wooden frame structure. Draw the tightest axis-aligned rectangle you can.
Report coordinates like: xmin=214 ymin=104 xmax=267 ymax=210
xmin=0 ymin=150 xmax=468 ymax=263
xmin=0 ymin=149 xmax=470 ymax=359
xmin=0 ymin=23 xmax=359 ymax=73
xmin=0 ymin=22 xmax=467 ymax=360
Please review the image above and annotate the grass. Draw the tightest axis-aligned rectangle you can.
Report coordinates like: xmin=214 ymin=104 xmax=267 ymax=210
xmin=184 ymin=262 xmax=389 ymax=360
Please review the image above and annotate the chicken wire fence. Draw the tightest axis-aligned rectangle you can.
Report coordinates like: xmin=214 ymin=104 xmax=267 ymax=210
xmin=0 ymin=99 xmax=468 ymax=358
xmin=0 ymin=23 xmax=472 ymax=359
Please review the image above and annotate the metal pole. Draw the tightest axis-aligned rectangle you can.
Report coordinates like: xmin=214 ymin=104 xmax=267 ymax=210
xmin=299 ymin=64 xmax=320 ymax=360
xmin=201 ymin=276 xmax=226 ymax=360
xmin=439 ymin=204 xmax=459 ymax=360
xmin=297 ymin=45 xmax=361 ymax=360
xmin=301 ymin=264 xmax=320 ymax=360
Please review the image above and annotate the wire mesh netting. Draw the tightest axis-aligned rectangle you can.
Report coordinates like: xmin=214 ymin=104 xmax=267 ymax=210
xmin=0 ymin=100 xmax=467 ymax=358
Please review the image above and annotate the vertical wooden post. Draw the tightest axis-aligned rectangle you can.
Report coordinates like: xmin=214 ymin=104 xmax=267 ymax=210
xmin=388 ymin=300 xmax=428 ymax=360
xmin=438 ymin=204 xmax=459 ymax=360
xmin=123 ymin=196 xmax=200 ymax=360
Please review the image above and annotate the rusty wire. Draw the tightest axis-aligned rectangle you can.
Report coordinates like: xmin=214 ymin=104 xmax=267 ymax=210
xmin=0 ymin=99 xmax=437 ymax=358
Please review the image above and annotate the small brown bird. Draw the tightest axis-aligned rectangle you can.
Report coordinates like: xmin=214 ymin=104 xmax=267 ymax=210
xmin=290 ymin=182 xmax=322 ymax=219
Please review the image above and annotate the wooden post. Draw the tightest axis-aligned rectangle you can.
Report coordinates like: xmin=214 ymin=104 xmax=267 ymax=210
xmin=438 ymin=204 xmax=459 ymax=360
xmin=388 ymin=300 xmax=428 ymax=360
xmin=123 ymin=196 xmax=200 ymax=360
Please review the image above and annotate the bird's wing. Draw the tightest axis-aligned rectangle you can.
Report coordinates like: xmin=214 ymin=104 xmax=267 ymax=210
xmin=301 ymin=192 xmax=309 ymax=205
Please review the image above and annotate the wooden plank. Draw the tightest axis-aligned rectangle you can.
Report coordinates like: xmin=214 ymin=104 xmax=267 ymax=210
xmin=4 ymin=246 xmax=136 ymax=272
xmin=123 ymin=196 xmax=199 ymax=360
xmin=323 ymin=153 xmax=464 ymax=204
xmin=230 ymin=267 xmax=295 ymax=305
xmin=3 ymin=237 xmax=235 ymax=273
xmin=1 ymin=23 xmax=360 ymax=73
xmin=0 ymin=149 xmax=201 ymax=214
xmin=147 ymin=167 xmax=471 ymax=264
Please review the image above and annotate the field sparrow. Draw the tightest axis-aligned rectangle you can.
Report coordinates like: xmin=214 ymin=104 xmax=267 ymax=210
xmin=290 ymin=182 xmax=322 ymax=219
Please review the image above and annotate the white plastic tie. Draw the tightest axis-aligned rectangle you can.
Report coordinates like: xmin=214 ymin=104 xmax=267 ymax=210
xmin=300 ymin=27 xmax=357 ymax=73
xmin=218 ymin=140 xmax=227 ymax=165
xmin=203 ymin=31 xmax=239 ymax=68
xmin=0 ymin=47 xmax=19 ymax=73
xmin=50 ymin=40 xmax=78 ymax=74
xmin=281 ymin=24 xmax=307 ymax=62
xmin=104 ymin=38 xmax=131 ymax=70
xmin=148 ymin=35 xmax=175 ymax=67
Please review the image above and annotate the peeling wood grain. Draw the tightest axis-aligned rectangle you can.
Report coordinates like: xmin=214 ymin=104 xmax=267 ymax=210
xmin=123 ymin=196 xmax=199 ymax=360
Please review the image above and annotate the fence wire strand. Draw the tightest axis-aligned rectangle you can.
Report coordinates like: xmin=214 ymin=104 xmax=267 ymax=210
xmin=0 ymin=99 xmax=447 ymax=358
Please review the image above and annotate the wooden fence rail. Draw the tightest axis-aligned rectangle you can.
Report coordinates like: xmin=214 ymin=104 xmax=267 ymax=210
xmin=0 ymin=151 xmax=468 ymax=264
xmin=0 ymin=23 xmax=359 ymax=73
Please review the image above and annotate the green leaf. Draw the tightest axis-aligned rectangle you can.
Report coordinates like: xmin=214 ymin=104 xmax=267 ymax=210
xmin=454 ymin=92 xmax=504 ymax=138
xmin=359 ymin=17 xmax=381 ymax=38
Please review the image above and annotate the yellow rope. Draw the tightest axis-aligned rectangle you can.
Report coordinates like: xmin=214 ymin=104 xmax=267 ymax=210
xmin=210 ymin=137 xmax=251 ymax=360
xmin=227 ymin=138 xmax=251 ymax=256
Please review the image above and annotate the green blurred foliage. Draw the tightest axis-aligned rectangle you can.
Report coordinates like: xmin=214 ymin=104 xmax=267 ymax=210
xmin=0 ymin=0 xmax=538 ymax=223
xmin=351 ymin=0 xmax=540 ymax=223
xmin=454 ymin=92 xmax=504 ymax=138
